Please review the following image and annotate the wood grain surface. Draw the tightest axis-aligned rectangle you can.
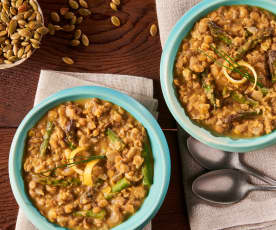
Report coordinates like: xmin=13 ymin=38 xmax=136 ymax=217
xmin=0 ymin=0 xmax=189 ymax=229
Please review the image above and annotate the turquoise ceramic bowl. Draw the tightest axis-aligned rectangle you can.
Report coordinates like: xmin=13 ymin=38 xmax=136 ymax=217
xmin=161 ymin=0 xmax=276 ymax=153
xmin=9 ymin=86 xmax=171 ymax=230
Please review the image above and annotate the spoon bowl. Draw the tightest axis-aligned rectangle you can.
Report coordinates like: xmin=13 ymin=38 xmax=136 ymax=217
xmin=192 ymin=169 xmax=276 ymax=205
xmin=187 ymin=137 xmax=276 ymax=185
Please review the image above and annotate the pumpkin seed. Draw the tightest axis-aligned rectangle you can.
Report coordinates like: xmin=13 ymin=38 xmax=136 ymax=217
xmin=33 ymin=31 xmax=40 ymax=40
xmin=51 ymin=12 xmax=60 ymax=23
xmin=18 ymin=28 xmax=31 ymax=37
xmin=64 ymin=11 xmax=74 ymax=20
xmin=15 ymin=0 xmax=23 ymax=8
xmin=78 ymin=8 xmax=91 ymax=16
xmin=10 ymin=7 xmax=17 ymax=15
xmin=70 ymin=15 xmax=76 ymax=24
xmin=11 ymin=39 xmax=19 ymax=44
xmin=18 ymin=19 xmax=26 ymax=26
xmin=8 ymin=19 xmax=17 ymax=35
xmin=1 ymin=11 xmax=10 ymax=23
xmin=48 ymin=23 xmax=55 ymax=35
xmin=36 ymin=11 xmax=42 ymax=22
xmin=70 ymin=39 xmax=80 ymax=46
xmin=18 ymin=1 xmax=27 ymax=13
xmin=27 ymin=20 xmax=37 ymax=30
xmin=0 ymin=30 xmax=7 ymax=37
xmin=17 ymin=47 xmax=24 ymax=57
xmin=78 ymin=0 xmax=88 ymax=8
xmin=60 ymin=7 xmax=69 ymax=16
xmin=11 ymin=32 xmax=20 ymax=39
xmin=36 ymin=26 xmax=48 ymax=35
xmin=62 ymin=56 xmax=74 ymax=64
xmin=30 ymin=38 xmax=39 ymax=48
xmin=8 ymin=55 xmax=17 ymax=62
xmin=76 ymin=16 xmax=83 ymax=24
xmin=23 ymin=10 xmax=32 ymax=19
xmin=81 ymin=33 xmax=89 ymax=46
xmin=112 ymin=0 xmax=120 ymax=6
xmin=21 ymin=41 xmax=29 ymax=46
xmin=111 ymin=16 xmax=120 ymax=27
xmin=13 ymin=44 xmax=18 ymax=55
xmin=53 ymin=25 xmax=62 ymax=31
xmin=29 ymin=0 xmax=38 ymax=11
xmin=26 ymin=49 xmax=31 ymax=57
xmin=150 ymin=24 xmax=158 ymax=37
xmin=28 ymin=12 xmax=36 ymax=21
xmin=63 ymin=24 xmax=75 ymax=32
xmin=69 ymin=0 xmax=79 ymax=10
xmin=74 ymin=29 xmax=81 ymax=39
xmin=21 ymin=53 xmax=27 ymax=58
xmin=24 ymin=43 xmax=31 ymax=52
xmin=4 ymin=60 xmax=13 ymax=64
xmin=7 ymin=49 xmax=13 ymax=57
xmin=110 ymin=2 xmax=117 ymax=11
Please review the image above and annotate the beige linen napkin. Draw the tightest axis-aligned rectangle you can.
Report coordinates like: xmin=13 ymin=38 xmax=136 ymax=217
xmin=156 ymin=0 xmax=276 ymax=229
xmin=15 ymin=70 xmax=156 ymax=230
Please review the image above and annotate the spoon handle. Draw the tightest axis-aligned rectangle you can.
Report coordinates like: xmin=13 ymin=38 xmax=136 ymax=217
xmin=238 ymin=163 xmax=276 ymax=185
xmin=252 ymin=184 xmax=276 ymax=191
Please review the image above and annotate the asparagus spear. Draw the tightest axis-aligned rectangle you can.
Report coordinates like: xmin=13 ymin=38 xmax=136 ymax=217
xmin=40 ymin=121 xmax=54 ymax=156
xmin=74 ymin=209 xmax=106 ymax=219
xmin=229 ymin=111 xmax=260 ymax=123
xmin=142 ymin=134 xmax=154 ymax=187
xmin=236 ymin=27 xmax=273 ymax=60
xmin=64 ymin=120 xmax=77 ymax=150
xmin=231 ymin=91 xmax=258 ymax=106
xmin=111 ymin=177 xmax=131 ymax=193
xmin=268 ymin=50 xmax=276 ymax=83
xmin=208 ymin=21 xmax=232 ymax=46
xmin=201 ymin=70 xmax=217 ymax=108
xmin=107 ymin=128 xmax=125 ymax=151
xmin=38 ymin=177 xmax=81 ymax=187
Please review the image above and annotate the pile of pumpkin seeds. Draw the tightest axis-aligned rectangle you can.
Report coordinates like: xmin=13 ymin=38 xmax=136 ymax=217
xmin=0 ymin=0 xmax=48 ymax=64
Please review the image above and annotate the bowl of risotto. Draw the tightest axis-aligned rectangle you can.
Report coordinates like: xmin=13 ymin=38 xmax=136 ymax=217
xmin=9 ymin=86 xmax=171 ymax=230
xmin=161 ymin=0 xmax=276 ymax=152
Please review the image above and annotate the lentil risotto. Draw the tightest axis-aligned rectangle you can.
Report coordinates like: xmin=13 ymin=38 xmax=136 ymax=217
xmin=174 ymin=5 xmax=276 ymax=138
xmin=23 ymin=98 xmax=153 ymax=230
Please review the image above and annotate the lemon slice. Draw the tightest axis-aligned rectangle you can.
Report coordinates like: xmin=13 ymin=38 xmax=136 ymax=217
xmin=69 ymin=146 xmax=87 ymax=175
xmin=83 ymin=159 xmax=100 ymax=186
xmin=223 ymin=61 xmax=247 ymax=84
xmin=238 ymin=61 xmax=257 ymax=91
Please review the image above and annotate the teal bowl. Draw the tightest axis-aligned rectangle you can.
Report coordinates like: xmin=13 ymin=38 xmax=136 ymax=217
xmin=9 ymin=86 xmax=171 ymax=230
xmin=160 ymin=0 xmax=276 ymax=152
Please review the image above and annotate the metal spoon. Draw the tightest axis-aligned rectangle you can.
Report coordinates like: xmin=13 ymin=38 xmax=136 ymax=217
xmin=192 ymin=169 xmax=276 ymax=204
xmin=187 ymin=137 xmax=276 ymax=185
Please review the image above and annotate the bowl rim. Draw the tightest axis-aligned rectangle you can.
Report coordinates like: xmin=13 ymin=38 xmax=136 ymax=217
xmin=160 ymin=0 xmax=276 ymax=153
xmin=9 ymin=86 xmax=171 ymax=230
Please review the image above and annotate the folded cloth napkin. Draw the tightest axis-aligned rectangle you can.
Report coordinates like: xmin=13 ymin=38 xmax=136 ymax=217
xmin=156 ymin=0 xmax=276 ymax=229
xmin=15 ymin=70 xmax=157 ymax=230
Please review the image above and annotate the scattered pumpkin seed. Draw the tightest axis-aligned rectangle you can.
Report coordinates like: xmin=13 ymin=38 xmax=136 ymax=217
xmin=76 ymin=16 xmax=83 ymax=24
xmin=78 ymin=8 xmax=91 ymax=16
xmin=150 ymin=24 xmax=158 ymax=37
xmin=18 ymin=2 xmax=28 ymax=13
xmin=16 ymin=0 xmax=24 ymax=8
xmin=48 ymin=23 xmax=55 ymax=35
xmin=78 ymin=0 xmax=88 ymax=8
xmin=62 ymin=56 xmax=74 ymax=64
xmin=17 ymin=47 xmax=24 ymax=57
xmin=26 ymin=49 xmax=32 ymax=58
xmin=69 ymin=0 xmax=79 ymax=10
xmin=112 ymin=0 xmax=120 ymax=6
xmin=60 ymin=7 xmax=69 ymax=16
xmin=111 ymin=16 xmax=120 ymax=27
xmin=110 ymin=2 xmax=117 ymax=11
xmin=18 ymin=19 xmax=27 ymax=26
xmin=33 ymin=31 xmax=40 ymax=40
xmin=8 ymin=20 xmax=17 ymax=35
xmin=74 ymin=29 xmax=81 ymax=40
xmin=53 ymin=25 xmax=62 ymax=31
xmin=36 ymin=26 xmax=48 ymax=35
xmin=29 ymin=0 xmax=38 ymax=11
xmin=10 ymin=7 xmax=17 ymax=15
xmin=28 ymin=12 xmax=36 ymax=21
xmin=30 ymin=38 xmax=39 ymax=48
xmin=50 ymin=12 xmax=60 ymax=23
xmin=24 ymin=44 xmax=31 ymax=53
xmin=64 ymin=11 xmax=74 ymax=20
xmin=4 ymin=60 xmax=13 ymax=64
xmin=70 ymin=15 xmax=77 ymax=24
xmin=11 ymin=32 xmax=20 ymax=39
xmin=63 ymin=24 xmax=75 ymax=32
xmin=81 ymin=33 xmax=89 ymax=46
xmin=18 ymin=28 xmax=31 ymax=37
xmin=0 ymin=30 xmax=8 ymax=37
xmin=70 ymin=39 xmax=80 ymax=46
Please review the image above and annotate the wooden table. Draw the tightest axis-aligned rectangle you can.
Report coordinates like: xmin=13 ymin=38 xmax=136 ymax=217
xmin=0 ymin=0 xmax=190 ymax=229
